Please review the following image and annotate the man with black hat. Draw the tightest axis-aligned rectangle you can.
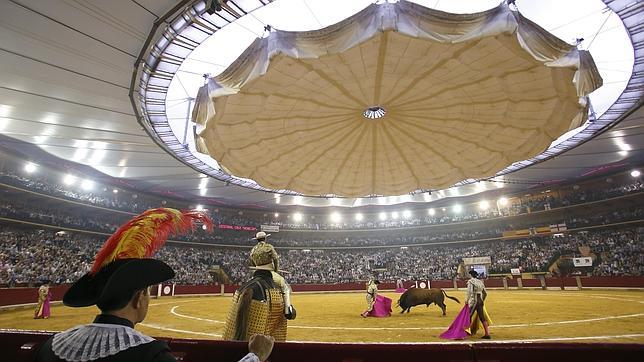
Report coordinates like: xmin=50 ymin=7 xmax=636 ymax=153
xmin=35 ymin=208 xmax=274 ymax=362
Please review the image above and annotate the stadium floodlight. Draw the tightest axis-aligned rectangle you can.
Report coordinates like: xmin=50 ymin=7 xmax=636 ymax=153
xmin=195 ymin=204 xmax=204 ymax=211
xmin=112 ymin=189 xmax=118 ymax=194
xmin=428 ymin=208 xmax=436 ymax=216
xmin=63 ymin=174 xmax=77 ymax=186
xmin=274 ymin=213 xmax=279 ymax=217
xmin=355 ymin=213 xmax=364 ymax=221
xmin=24 ymin=162 xmax=37 ymax=173
xmin=631 ymin=170 xmax=641 ymax=178
xmin=453 ymin=204 xmax=463 ymax=213
xmin=402 ymin=210 xmax=411 ymax=218
xmin=619 ymin=150 xmax=628 ymax=156
xmin=81 ymin=179 xmax=94 ymax=191
xmin=330 ymin=212 xmax=341 ymax=223
xmin=293 ymin=213 xmax=303 ymax=222
xmin=379 ymin=212 xmax=387 ymax=221
xmin=498 ymin=197 xmax=509 ymax=206
xmin=391 ymin=211 xmax=399 ymax=219
xmin=479 ymin=200 xmax=490 ymax=210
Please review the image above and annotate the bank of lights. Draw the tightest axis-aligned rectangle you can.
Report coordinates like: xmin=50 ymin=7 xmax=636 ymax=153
xmin=453 ymin=204 xmax=463 ymax=213
xmin=402 ymin=210 xmax=411 ymax=219
xmin=355 ymin=213 xmax=364 ymax=221
xmin=379 ymin=212 xmax=387 ymax=221
xmin=81 ymin=179 xmax=94 ymax=191
xmin=479 ymin=200 xmax=490 ymax=210
xmin=498 ymin=197 xmax=509 ymax=206
xmin=195 ymin=205 xmax=204 ymax=211
xmin=293 ymin=213 xmax=303 ymax=222
xmin=24 ymin=162 xmax=37 ymax=173
xmin=428 ymin=208 xmax=436 ymax=216
xmin=274 ymin=213 xmax=279 ymax=217
xmin=631 ymin=170 xmax=641 ymax=178
xmin=63 ymin=174 xmax=77 ymax=186
xmin=330 ymin=212 xmax=341 ymax=223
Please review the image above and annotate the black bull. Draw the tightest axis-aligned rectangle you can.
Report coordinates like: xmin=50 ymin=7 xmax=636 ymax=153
xmin=397 ymin=288 xmax=460 ymax=315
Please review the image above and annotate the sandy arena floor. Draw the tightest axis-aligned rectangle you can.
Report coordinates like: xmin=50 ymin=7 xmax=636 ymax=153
xmin=1 ymin=290 xmax=643 ymax=343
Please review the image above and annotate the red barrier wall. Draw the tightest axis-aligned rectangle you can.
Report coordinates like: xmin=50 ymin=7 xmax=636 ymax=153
xmin=522 ymin=279 xmax=542 ymax=288
xmin=2 ymin=277 xmax=643 ymax=307
xmin=580 ymin=276 xmax=644 ymax=288
xmin=485 ymin=278 xmax=504 ymax=288
xmin=174 ymin=284 xmax=219 ymax=295
xmin=507 ymin=278 xmax=519 ymax=287
xmin=0 ymin=285 xmax=70 ymax=307
xmin=430 ymin=280 xmax=453 ymax=289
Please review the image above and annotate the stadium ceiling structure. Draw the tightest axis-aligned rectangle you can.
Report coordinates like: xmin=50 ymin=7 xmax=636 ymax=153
xmin=0 ymin=0 xmax=642 ymax=209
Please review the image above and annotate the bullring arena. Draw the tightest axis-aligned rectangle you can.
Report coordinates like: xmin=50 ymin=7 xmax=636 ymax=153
xmin=2 ymin=290 xmax=644 ymax=343
xmin=1 ymin=0 xmax=644 ymax=361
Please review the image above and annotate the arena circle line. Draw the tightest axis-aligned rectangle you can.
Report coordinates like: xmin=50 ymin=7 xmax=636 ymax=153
xmin=162 ymin=300 xmax=644 ymax=331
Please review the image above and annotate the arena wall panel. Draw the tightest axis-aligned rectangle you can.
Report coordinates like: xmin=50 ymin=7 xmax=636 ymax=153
xmin=580 ymin=276 xmax=644 ymax=288
xmin=522 ymin=279 xmax=544 ymax=288
xmin=484 ymin=278 xmax=505 ymax=288
xmin=506 ymin=278 xmax=519 ymax=287
xmin=429 ymin=280 xmax=454 ymax=289
xmin=174 ymin=284 xmax=220 ymax=295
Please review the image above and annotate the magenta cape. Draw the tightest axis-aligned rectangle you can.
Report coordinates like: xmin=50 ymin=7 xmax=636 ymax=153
xmin=366 ymin=295 xmax=392 ymax=317
xmin=35 ymin=292 xmax=51 ymax=319
xmin=439 ymin=304 xmax=470 ymax=340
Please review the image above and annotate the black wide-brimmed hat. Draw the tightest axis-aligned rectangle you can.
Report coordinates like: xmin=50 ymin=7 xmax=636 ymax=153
xmin=469 ymin=269 xmax=479 ymax=278
xmin=63 ymin=208 xmax=212 ymax=309
xmin=64 ymin=259 xmax=174 ymax=308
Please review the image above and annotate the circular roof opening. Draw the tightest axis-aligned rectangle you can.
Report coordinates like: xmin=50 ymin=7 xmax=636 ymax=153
xmin=363 ymin=106 xmax=386 ymax=120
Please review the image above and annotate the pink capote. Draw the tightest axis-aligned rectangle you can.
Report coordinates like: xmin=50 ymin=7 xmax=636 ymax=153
xmin=439 ymin=304 xmax=471 ymax=340
xmin=35 ymin=290 xmax=51 ymax=319
xmin=366 ymin=294 xmax=392 ymax=317
xmin=41 ymin=292 xmax=51 ymax=318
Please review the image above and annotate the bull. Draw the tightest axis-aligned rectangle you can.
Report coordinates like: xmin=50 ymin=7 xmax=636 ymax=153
xmin=397 ymin=288 xmax=460 ymax=315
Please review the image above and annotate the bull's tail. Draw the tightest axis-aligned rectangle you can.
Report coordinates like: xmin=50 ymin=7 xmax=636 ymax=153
xmin=442 ymin=289 xmax=460 ymax=304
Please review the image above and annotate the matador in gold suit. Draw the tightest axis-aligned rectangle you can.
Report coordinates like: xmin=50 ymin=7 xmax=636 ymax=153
xmin=223 ymin=232 xmax=296 ymax=341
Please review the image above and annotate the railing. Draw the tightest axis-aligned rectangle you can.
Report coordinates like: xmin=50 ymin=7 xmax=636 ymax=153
xmin=1 ymin=329 xmax=642 ymax=362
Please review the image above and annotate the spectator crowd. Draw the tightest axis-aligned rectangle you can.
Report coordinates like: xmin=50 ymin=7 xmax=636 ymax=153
xmin=1 ymin=226 xmax=641 ymax=287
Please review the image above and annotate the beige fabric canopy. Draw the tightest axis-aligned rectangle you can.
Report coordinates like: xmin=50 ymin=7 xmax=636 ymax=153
xmin=192 ymin=1 xmax=602 ymax=197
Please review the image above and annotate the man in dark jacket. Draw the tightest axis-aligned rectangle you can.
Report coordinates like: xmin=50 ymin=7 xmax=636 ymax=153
xmin=35 ymin=208 xmax=274 ymax=362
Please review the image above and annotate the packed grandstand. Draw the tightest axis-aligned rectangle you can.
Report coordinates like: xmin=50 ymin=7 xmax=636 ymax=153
xmin=1 ymin=158 xmax=642 ymax=286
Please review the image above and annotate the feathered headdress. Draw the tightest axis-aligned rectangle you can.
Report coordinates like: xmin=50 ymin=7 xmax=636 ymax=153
xmin=90 ymin=208 xmax=213 ymax=275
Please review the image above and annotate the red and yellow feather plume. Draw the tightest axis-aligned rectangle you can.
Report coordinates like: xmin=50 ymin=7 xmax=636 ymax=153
xmin=90 ymin=208 xmax=213 ymax=275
